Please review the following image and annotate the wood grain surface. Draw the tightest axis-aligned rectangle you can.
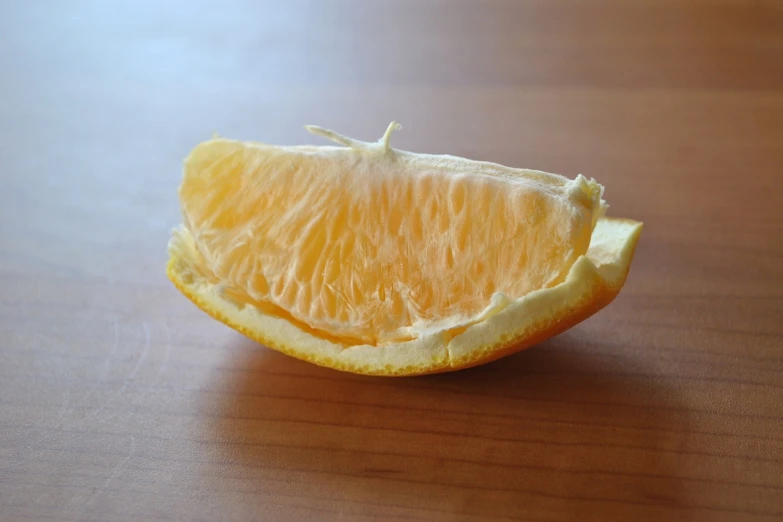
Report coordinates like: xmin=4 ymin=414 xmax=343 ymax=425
xmin=2 ymin=1 xmax=782 ymax=521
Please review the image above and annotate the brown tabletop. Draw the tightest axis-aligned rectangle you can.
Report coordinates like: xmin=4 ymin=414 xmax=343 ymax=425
xmin=2 ymin=1 xmax=782 ymax=521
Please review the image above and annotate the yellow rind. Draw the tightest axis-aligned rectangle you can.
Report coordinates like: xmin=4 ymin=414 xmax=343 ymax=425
xmin=167 ymin=217 xmax=642 ymax=376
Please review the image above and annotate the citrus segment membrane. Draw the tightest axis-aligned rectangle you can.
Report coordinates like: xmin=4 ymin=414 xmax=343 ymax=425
xmin=177 ymin=123 xmax=608 ymax=346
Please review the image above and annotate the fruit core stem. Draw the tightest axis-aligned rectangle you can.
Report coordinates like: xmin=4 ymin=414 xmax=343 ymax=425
xmin=305 ymin=121 xmax=401 ymax=154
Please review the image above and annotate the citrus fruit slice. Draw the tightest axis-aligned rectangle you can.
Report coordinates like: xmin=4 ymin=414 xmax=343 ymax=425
xmin=167 ymin=123 xmax=642 ymax=375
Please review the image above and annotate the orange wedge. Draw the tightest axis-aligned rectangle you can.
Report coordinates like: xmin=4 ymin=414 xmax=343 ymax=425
xmin=167 ymin=123 xmax=642 ymax=375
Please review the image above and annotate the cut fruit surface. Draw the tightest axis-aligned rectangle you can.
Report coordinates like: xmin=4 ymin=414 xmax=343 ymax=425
xmin=168 ymin=123 xmax=642 ymax=375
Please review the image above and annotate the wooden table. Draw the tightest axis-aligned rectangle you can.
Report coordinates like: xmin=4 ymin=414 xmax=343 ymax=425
xmin=2 ymin=1 xmax=782 ymax=520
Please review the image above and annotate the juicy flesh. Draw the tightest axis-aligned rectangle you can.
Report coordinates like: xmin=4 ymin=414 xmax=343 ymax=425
xmin=180 ymin=141 xmax=604 ymax=345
